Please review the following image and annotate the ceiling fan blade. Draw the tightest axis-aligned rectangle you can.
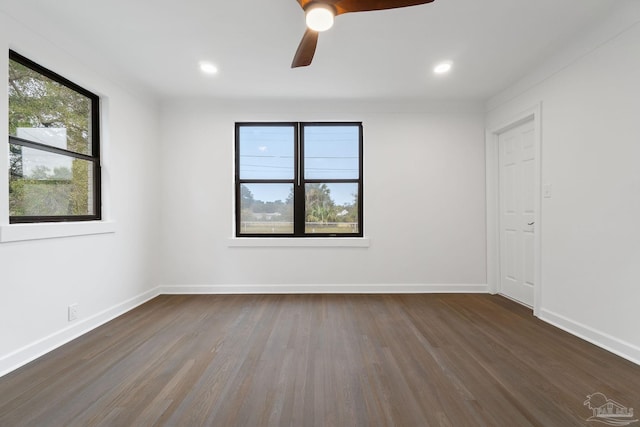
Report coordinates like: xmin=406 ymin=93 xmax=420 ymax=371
xmin=291 ymin=28 xmax=319 ymax=68
xmin=332 ymin=0 xmax=434 ymax=15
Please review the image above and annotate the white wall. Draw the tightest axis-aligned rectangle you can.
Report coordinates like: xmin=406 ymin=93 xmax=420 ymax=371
xmin=0 ymin=12 xmax=161 ymax=375
xmin=486 ymin=0 xmax=640 ymax=363
xmin=157 ymin=100 xmax=487 ymax=292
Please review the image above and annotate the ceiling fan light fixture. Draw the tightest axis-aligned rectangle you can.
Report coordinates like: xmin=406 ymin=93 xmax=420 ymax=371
xmin=305 ymin=5 xmax=335 ymax=32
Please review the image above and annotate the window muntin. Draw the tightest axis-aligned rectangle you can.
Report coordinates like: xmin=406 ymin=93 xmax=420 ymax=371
xmin=235 ymin=122 xmax=362 ymax=237
xmin=8 ymin=50 xmax=100 ymax=223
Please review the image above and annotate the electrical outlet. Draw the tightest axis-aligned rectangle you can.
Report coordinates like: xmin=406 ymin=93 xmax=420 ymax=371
xmin=68 ymin=304 xmax=79 ymax=322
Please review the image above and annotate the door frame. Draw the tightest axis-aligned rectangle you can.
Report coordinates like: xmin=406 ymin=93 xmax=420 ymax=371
xmin=486 ymin=103 xmax=542 ymax=316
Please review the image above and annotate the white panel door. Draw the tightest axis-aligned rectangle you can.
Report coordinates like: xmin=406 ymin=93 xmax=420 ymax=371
xmin=498 ymin=119 xmax=535 ymax=307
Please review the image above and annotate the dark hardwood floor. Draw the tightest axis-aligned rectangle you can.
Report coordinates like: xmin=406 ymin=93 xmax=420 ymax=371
xmin=0 ymin=294 xmax=638 ymax=426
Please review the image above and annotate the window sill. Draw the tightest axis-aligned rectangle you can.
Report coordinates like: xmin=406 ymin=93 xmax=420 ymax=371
xmin=0 ymin=220 xmax=116 ymax=243
xmin=228 ymin=237 xmax=370 ymax=248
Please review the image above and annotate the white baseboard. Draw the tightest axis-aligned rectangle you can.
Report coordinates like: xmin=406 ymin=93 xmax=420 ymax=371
xmin=539 ymin=308 xmax=640 ymax=366
xmin=158 ymin=283 xmax=490 ymax=294
xmin=0 ymin=288 xmax=159 ymax=377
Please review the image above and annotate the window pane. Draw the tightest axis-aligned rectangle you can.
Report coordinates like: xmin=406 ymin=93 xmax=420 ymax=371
xmin=239 ymin=183 xmax=293 ymax=234
xmin=304 ymin=126 xmax=359 ymax=179
xmin=239 ymin=126 xmax=294 ymax=179
xmin=9 ymin=144 xmax=95 ymax=216
xmin=305 ymin=183 xmax=359 ymax=234
xmin=9 ymin=59 xmax=94 ymax=156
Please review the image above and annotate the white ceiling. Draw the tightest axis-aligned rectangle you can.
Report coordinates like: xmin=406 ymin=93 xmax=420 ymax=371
xmin=0 ymin=0 xmax=617 ymax=101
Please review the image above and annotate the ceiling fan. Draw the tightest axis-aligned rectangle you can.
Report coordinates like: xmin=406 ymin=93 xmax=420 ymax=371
xmin=292 ymin=0 xmax=436 ymax=68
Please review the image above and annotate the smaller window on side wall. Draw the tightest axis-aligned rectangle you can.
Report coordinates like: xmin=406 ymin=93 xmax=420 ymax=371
xmin=235 ymin=122 xmax=363 ymax=237
xmin=8 ymin=50 xmax=101 ymax=223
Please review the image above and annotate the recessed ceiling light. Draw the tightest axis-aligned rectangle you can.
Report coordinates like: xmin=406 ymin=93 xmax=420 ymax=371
xmin=434 ymin=61 xmax=452 ymax=74
xmin=199 ymin=62 xmax=218 ymax=75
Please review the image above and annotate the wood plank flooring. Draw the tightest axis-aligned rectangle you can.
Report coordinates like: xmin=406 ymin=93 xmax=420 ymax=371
xmin=1 ymin=294 xmax=638 ymax=426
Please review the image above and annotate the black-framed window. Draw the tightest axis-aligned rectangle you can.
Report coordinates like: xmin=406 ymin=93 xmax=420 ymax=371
xmin=8 ymin=50 xmax=101 ymax=223
xmin=235 ymin=122 xmax=363 ymax=237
